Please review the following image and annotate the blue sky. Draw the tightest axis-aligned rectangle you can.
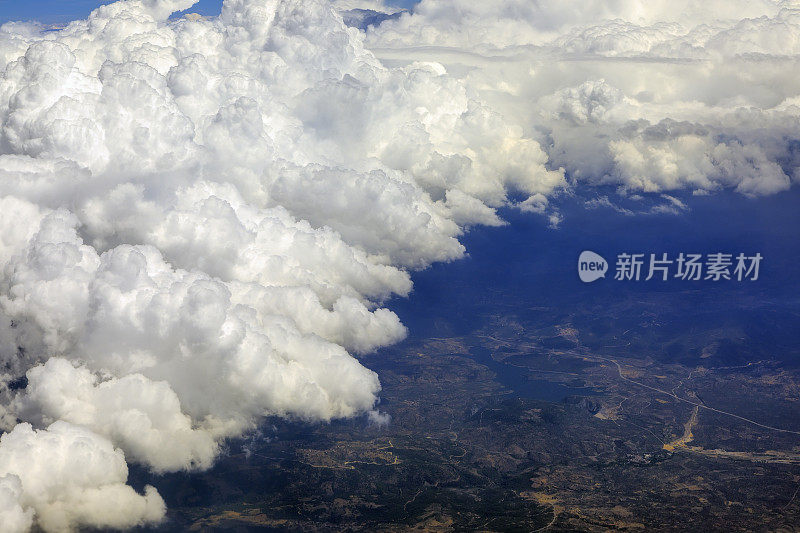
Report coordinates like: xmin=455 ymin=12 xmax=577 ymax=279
xmin=0 ymin=0 xmax=222 ymax=24
xmin=0 ymin=0 xmax=418 ymax=25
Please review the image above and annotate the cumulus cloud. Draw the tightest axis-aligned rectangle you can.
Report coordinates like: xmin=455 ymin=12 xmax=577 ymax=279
xmin=0 ymin=0 xmax=565 ymax=529
xmin=0 ymin=422 xmax=165 ymax=532
xmin=0 ymin=0 xmax=797 ymax=529
xmin=367 ymin=0 xmax=800 ymax=197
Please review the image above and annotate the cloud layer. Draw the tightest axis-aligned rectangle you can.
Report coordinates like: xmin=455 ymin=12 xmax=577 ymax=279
xmin=0 ymin=0 xmax=797 ymax=530
xmin=368 ymin=0 xmax=800 ymax=197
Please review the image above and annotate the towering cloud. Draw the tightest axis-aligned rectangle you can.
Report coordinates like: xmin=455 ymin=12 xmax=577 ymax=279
xmin=0 ymin=0 xmax=562 ymax=529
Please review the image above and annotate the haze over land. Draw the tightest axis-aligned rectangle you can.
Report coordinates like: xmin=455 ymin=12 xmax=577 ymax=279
xmin=0 ymin=0 xmax=798 ymax=530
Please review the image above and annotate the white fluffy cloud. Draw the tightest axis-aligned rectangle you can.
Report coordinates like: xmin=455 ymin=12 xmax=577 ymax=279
xmin=0 ymin=0 xmax=565 ymax=530
xmin=367 ymin=0 xmax=800 ymax=197
xmin=0 ymin=422 xmax=165 ymax=532
xmin=0 ymin=0 xmax=797 ymax=530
